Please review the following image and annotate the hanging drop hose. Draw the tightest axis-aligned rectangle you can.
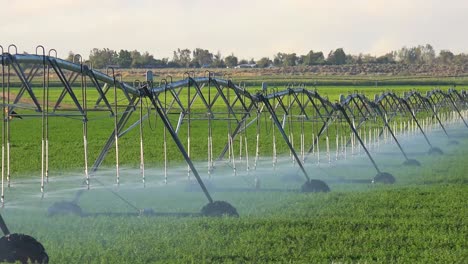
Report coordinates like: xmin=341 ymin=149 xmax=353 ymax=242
xmin=141 ymin=85 xmax=213 ymax=203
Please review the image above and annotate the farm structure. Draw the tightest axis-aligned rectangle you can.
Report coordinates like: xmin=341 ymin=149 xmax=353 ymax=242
xmin=0 ymin=46 xmax=467 ymax=263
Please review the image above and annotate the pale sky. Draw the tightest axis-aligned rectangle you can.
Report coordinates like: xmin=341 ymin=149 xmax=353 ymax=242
xmin=1 ymin=0 xmax=467 ymax=60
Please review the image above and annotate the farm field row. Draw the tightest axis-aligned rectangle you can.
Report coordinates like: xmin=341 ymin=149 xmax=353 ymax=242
xmin=1 ymin=124 xmax=467 ymax=263
xmin=1 ymin=84 xmax=460 ymax=175
xmin=0 ymin=81 xmax=466 ymax=263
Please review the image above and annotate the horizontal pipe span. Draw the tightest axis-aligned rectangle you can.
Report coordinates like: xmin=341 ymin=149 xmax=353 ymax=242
xmin=2 ymin=54 xmax=140 ymax=95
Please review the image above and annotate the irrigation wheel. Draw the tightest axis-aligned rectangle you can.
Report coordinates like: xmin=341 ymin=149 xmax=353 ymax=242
xmin=0 ymin=233 xmax=49 ymax=264
xmin=201 ymin=201 xmax=239 ymax=217
xmin=301 ymin=179 xmax=330 ymax=193
xmin=428 ymin=147 xmax=444 ymax=155
xmin=373 ymin=172 xmax=396 ymax=184
xmin=403 ymin=159 xmax=421 ymax=166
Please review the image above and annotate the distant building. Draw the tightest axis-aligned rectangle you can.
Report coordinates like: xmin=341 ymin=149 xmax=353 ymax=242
xmin=234 ymin=63 xmax=257 ymax=69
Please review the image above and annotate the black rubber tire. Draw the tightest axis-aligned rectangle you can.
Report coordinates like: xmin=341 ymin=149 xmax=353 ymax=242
xmin=0 ymin=233 xmax=49 ymax=264
xmin=403 ymin=159 xmax=421 ymax=166
xmin=428 ymin=147 xmax=443 ymax=155
xmin=201 ymin=201 xmax=239 ymax=217
xmin=301 ymin=179 xmax=330 ymax=193
xmin=373 ymin=172 xmax=396 ymax=184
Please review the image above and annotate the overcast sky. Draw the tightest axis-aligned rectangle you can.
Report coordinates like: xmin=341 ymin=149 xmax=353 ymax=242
xmin=1 ymin=0 xmax=466 ymax=59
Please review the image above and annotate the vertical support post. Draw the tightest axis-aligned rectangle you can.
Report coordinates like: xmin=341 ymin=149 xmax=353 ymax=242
xmin=207 ymin=76 xmax=213 ymax=177
xmin=110 ymin=68 xmax=120 ymax=186
xmin=74 ymin=54 xmax=90 ymax=189
xmin=139 ymin=93 xmax=145 ymax=187
xmin=326 ymin=136 xmax=330 ymax=164
xmin=37 ymin=45 xmax=46 ymax=197
xmin=244 ymin=131 xmax=249 ymax=172
xmin=254 ymin=110 xmax=260 ymax=170
xmin=227 ymin=84 xmax=236 ymax=176
xmin=187 ymin=77 xmax=191 ymax=180
xmin=316 ymin=135 xmax=320 ymax=165
xmin=1 ymin=46 xmax=4 ymax=206
xmin=163 ymin=83 xmax=168 ymax=184
xmin=335 ymin=133 xmax=339 ymax=161
xmin=6 ymin=54 xmax=11 ymax=188
xmin=272 ymin=111 xmax=277 ymax=170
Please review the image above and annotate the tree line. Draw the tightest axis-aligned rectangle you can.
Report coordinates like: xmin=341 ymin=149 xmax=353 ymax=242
xmin=66 ymin=44 xmax=468 ymax=69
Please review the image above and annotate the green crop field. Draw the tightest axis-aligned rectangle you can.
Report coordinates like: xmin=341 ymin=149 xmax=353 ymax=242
xmin=0 ymin=81 xmax=467 ymax=263
xmin=2 ymin=83 xmax=460 ymax=174
xmin=2 ymin=131 xmax=467 ymax=263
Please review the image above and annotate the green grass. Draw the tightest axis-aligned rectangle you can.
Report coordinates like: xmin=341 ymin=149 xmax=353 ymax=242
xmin=2 ymin=136 xmax=467 ymax=263
xmin=0 ymin=82 xmax=466 ymax=263
xmin=3 ymin=84 xmax=457 ymax=175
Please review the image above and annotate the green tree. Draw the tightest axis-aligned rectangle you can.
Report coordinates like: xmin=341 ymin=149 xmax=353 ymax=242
xmin=420 ymin=44 xmax=435 ymax=64
xmin=438 ymin=50 xmax=454 ymax=64
xmin=211 ymin=51 xmax=225 ymax=68
xmin=327 ymin=48 xmax=346 ymax=65
xmin=283 ymin=53 xmax=297 ymax=66
xmin=375 ymin=53 xmax=395 ymax=64
xmin=140 ymin=51 xmax=157 ymax=67
xmin=453 ymin=53 xmax=468 ymax=65
xmin=130 ymin=50 xmax=143 ymax=68
xmin=256 ymin=57 xmax=272 ymax=68
xmin=397 ymin=44 xmax=434 ymax=64
xmin=302 ymin=50 xmax=325 ymax=65
xmin=192 ymin=48 xmax=213 ymax=67
xmin=273 ymin=53 xmax=285 ymax=66
xmin=172 ymin=48 xmax=191 ymax=67
xmin=89 ymin=48 xmax=118 ymax=68
xmin=224 ymin=54 xmax=238 ymax=68
xmin=118 ymin=50 xmax=132 ymax=68
xmin=238 ymin=59 xmax=249 ymax=65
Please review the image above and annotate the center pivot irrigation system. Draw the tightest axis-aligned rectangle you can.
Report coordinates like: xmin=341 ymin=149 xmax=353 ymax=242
xmin=0 ymin=45 xmax=467 ymax=263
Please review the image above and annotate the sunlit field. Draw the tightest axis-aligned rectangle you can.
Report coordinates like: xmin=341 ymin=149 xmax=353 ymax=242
xmin=0 ymin=76 xmax=467 ymax=263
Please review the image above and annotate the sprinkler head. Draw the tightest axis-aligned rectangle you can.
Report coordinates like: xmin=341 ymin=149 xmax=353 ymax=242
xmin=0 ymin=233 xmax=49 ymax=264
xmin=301 ymin=179 xmax=330 ymax=193
xmin=403 ymin=159 xmax=421 ymax=166
xmin=372 ymin=172 xmax=396 ymax=184
xmin=47 ymin=201 xmax=83 ymax=217
xmin=428 ymin=147 xmax=444 ymax=155
xmin=201 ymin=201 xmax=239 ymax=217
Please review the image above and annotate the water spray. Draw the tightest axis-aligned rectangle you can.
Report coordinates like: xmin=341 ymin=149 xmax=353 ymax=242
xmin=258 ymin=92 xmax=330 ymax=192
xmin=398 ymin=97 xmax=443 ymax=155
xmin=371 ymin=96 xmax=420 ymax=166
xmin=335 ymin=103 xmax=395 ymax=184
xmin=143 ymin=83 xmax=238 ymax=216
